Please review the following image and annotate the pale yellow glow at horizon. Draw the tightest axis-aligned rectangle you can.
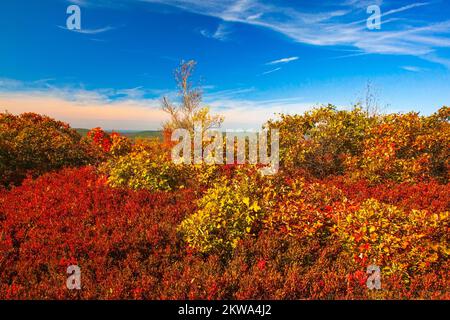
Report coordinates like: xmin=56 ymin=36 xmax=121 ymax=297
xmin=0 ymin=92 xmax=313 ymax=130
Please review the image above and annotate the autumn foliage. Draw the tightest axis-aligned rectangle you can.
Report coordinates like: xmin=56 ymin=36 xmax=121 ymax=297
xmin=0 ymin=113 xmax=93 ymax=186
xmin=0 ymin=107 xmax=448 ymax=300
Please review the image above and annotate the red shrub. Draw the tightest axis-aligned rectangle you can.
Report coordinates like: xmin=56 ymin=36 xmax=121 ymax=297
xmin=326 ymin=176 xmax=450 ymax=212
xmin=1 ymin=166 xmax=448 ymax=299
xmin=0 ymin=166 xmax=198 ymax=299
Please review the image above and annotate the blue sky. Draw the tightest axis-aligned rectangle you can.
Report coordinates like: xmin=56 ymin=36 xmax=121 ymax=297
xmin=1 ymin=0 xmax=450 ymax=129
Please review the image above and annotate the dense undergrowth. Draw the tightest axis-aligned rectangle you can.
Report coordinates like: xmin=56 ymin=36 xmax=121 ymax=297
xmin=0 ymin=106 xmax=448 ymax=299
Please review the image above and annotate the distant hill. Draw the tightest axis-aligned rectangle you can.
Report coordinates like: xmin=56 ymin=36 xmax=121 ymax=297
xmin=75 ymin=129 xmax=162 ymax=140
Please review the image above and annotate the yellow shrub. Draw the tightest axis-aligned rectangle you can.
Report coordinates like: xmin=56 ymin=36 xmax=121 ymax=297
xmin=178 ymin=177 xmax=265 ymax=255
xmin=337 ymin=199 xmax=449 ymax=280
xmin=105 ymin=148 xmax=189 ymax=191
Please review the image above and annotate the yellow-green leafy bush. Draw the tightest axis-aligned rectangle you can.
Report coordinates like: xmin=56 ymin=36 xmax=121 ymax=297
xmin=337 ymin=199 xmax=449 ymax=280
xmin=178 ymin=174 xmax=266 ymax=255
xmin=105 ymin=147 xmax=190 ymax=191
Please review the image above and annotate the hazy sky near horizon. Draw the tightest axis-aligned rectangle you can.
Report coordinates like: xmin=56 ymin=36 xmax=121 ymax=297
xmin=1 ymin=0 xmax=450 ymax=130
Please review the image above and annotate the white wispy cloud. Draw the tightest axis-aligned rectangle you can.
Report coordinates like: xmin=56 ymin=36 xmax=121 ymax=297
xmin=63 ymin=0 xmax=449 ymax=66
xmin=421 ymin=54 xmax=450 ymax=69
xmin=0 ymin=78 xmax=322 ymax=130
xmin=0 ymin=78 xmax=167 ymax=130
xmin=67 ymin=0 xmax=89 ymax=6
xmin=383 ymin=2 xmax=429 ymax=16
xmin=266 ymin=56 xmax=299 ymax=65
xmin=261 ymin=67 xmax=281 ymax=75
xmin=0 ymin=78 xmax=165 ymax=104
xmin=205 ymin=87 xmax=256 ymax=100
xmin=207 ymin=97 xmax=319 ymax=129
xmin=58 ymin=25 xmax=116 ymax=34
xmin=141 ymin=0 xmax=450 ymax=67
xmin=343 ymin=0 xmax=384 ymax=9
xmin=401 ymin=66 xmax=425 ymax=72
xmin=64 ymin=0 xmax=127 ymax=9
xmin=200 ymin=23 xmax=232 ymax=41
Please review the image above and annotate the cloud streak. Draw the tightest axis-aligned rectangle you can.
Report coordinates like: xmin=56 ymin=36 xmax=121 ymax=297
xmin=261 ymin=67 xmax=281 ymax=75
xmin=401 ymin=66 xmax=425 ymax=72
xmin=58 ymin=25 xmax=117 ymax=34
xmin=0 ymin=78 xmax=321 ymax=130
xmin=266 ymin=56 xmax=299 ymax=65
xmin=200 ymin=23 xmax=232 ymax=41
xmin=142 ymin=0 xmax=450 ymax=67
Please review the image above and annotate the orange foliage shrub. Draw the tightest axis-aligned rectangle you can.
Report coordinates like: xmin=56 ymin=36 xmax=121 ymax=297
xmin=0 ymin=112 xmax=95 ymax=186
